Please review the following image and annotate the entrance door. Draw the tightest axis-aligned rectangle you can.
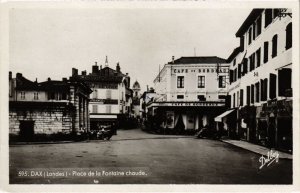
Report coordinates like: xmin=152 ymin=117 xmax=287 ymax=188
xmin=19 ymin=121 xmax=34 ymax=141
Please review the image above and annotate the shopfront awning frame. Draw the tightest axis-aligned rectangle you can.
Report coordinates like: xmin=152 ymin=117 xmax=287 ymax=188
xmin=214 ymin=109 xmax=235 ymax=122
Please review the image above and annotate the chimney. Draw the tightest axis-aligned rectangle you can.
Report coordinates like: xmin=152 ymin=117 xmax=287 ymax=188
xmin=72 ymin=68 xmax=78 ymax=76
xmin=48 ymin=77 xmax=51 ymax=81
xmin=81 ymin=70 xmax=86 ymax=76
xmin=172 ymin=56 xmax=175 ymax=63
xmin=62 ymin=77 xmax=67 ymax=82
xmin=116 ymin=62 xmax=120 ymax=72
xmin=9 ymin=71 xmax=12 ymax=80
xmin=16 ymin=73 xmax=22 ymax=79
xmin=126 ymin=73 xmax=128 ymax=76
xmin=100 ymin=65 xmax=102 ymax=70
xmin=35 ymin=78 xmax=38 ymax=83
xmin=92 ymin=62 xmax=99 ymax=74
xmin=146 ymin=85 xmax=149 ymax=92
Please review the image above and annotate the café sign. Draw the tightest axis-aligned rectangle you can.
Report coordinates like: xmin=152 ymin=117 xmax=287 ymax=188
xmin=151 ymin=101 xmax=225 ymax=107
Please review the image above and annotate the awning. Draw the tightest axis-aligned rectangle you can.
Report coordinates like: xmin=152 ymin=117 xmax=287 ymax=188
xmin=214 ymin=109 xmax=235 ymax=122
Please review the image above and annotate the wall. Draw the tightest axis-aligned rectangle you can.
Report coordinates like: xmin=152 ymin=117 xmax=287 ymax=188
xmin=9 ymin=107 xmax=73 ymax=135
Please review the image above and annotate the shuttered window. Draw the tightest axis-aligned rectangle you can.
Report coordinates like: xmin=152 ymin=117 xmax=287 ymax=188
xmin=265 ymin=9 xmax=273 ymax=28
xmin=251 ymin=84 xmax=254 ymax=104
xmin=272 ymin=34 xmax=278 ymax=58
xmin=269 ymin=73 xmax=277 ymax=99
xmin=248 ymin=27 xmax=252 ymax=45
xmin=256 ymin=48 xmax=261 ymax=67
xmin=229 ymin=70 xmax=233 ymax=83
xmin=243 ymin=58 xmax=248 ymax=75
xmin=264 ymin=41 xmax=269 ymax=63
xmin=286 ymin=23 xmax=292 ymax=50
xmin=233 ymin=93 xmax=236 ymax=108
xmin=256 ymin=15 xmax=262 ymax=36
xmin=255 ymin=82 xmax=260 ymax=102
xmin=278 ymin=69 xmax=292 ymax=96
xmin=240 ymin=89 xmax=244 ymax=106
xmin=247 ymin=86 xmax=250 ymax=105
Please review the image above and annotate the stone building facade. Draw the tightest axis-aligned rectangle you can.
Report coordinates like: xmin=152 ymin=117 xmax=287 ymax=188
xmin=9 ymin=72 xmax=92 ymax=141
xmin=75 ymin=58 xmax=131 ymax=131
xmin=150 ymin=56 xmax=229 ymax=133
xmin=221 ymin=9 xmax=293 ymax=152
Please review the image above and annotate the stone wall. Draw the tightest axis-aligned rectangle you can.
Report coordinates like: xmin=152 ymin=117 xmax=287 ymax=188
xmin=9 ymin=102 xmax=74 ymax=136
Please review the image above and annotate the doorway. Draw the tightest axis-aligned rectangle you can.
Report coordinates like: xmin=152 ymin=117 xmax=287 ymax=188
xmin=19 ymin=120 xmax=35 ymax=141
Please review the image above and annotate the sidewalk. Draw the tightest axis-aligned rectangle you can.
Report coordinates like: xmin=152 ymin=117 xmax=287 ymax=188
xmin=221 ymin=139 xmax=293 ymax=160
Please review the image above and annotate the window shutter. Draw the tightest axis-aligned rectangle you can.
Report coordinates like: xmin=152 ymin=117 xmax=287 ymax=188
xmin=240 ymin=89 xmax=244 ymax=106
xmin=247 ymin=86 xmax=250 ymax=105
xmin=278 ymin=69 xmax=292 ymax=96
xmin=269 ymin=73 xmax=277 ymax=99
xmin=251 ymin=84 xmax=254 ymax=104
xmin=229 ymin=70 xmax=233 ymax=83
xmin=264 ymin=42 xmax=269 ymax=63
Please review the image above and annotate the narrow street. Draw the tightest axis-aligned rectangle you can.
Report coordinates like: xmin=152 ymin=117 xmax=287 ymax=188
xmin=9 ymin=128 xmax=292 ymax=184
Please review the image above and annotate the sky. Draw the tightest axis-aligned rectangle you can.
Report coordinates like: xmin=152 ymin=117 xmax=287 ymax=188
xmin=9 ymin=7 xmax=252 ymax=92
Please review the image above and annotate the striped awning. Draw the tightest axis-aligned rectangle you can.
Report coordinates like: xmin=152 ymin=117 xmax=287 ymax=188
xmin=214 ymin=109 xmax=235 ymax=122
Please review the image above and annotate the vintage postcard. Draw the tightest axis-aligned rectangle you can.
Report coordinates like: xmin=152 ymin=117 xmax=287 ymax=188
xmin=0 ymin=0 xmax=299 ymax=192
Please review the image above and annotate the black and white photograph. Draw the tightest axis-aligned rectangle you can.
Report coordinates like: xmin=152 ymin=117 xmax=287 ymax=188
xmin=0 ymin=1 xmax=299 ymax=192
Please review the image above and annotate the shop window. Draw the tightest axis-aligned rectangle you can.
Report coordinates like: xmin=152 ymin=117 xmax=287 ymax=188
xmin=251 ymin=84 xmax=254 ymax=104
xmin=177 ymin=95 xmax=184 ymax=99
xmin=278 ymin=68 xmax=292 ymax=96
xmin=62 ymin=93 xmax=67 ymax=100
xmin=264 ymin=41 xmax=269 ymax=63
xmin=269 ymin=73 xmax=277 ymax=99
xmin=286 ymin=22 xmax=292 ymax=50
xmin=272 ymin=34 xmax=278 ymax=58
xmin=265 ymin=9 xmax=273 ymax=28
xmin=177 ymin=76 xmax=184 ymax=88
xmin=246 ymin=86 xmax=250 ymax=105
xmin=198 ymin=95 xmax=206 ymax=101
xmin=256 ymin=48 xmax=261 ymax=67
xmin=255 ymin=82 xmax=260 ymax=102
xmin=240 ymin=89 xmax=244 ymax=106
xmin=218 ymin=76 xmax=226 ymax=88
xmin=197 ymin=76 xmax=205 ymax=88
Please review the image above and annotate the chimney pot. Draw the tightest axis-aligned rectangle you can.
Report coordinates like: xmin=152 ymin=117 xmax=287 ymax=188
xmin=16 ymin=73 xmax=22 ymax=79
xmin=81 ymin=70 xmax=86 ymax=76
xmin=72 ymin=68 xmax=78 ymax=76
xmin=172 ymin=56 xmax=175 ymax=63
xmin=48 ymin=77 xmax=51 ymax=81
xmin=9 ymin=71 xmax=12 ymax=80
xmin=116 ymin=62 xmax=120 ymax=72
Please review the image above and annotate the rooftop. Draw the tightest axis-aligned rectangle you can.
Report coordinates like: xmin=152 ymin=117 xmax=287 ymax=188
xmin=168 ymin=56 xmax=228 ymax=65
xmin=235 ymin=9 xmax=264 ymax=37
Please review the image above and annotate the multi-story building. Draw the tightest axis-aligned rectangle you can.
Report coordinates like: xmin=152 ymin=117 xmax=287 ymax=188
xmin=75 ymin=58 xmax=131 ymax=130
xmin=224 ymin=9 xmax=292 ymax=152
xmin=149 ymin=56 xmax=229 ymax=133
xmin=9 ymin=72 xmax=92 ymax=141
